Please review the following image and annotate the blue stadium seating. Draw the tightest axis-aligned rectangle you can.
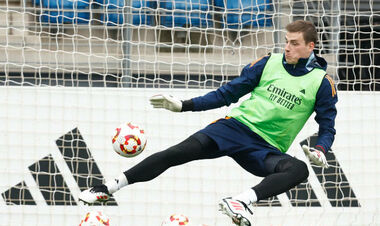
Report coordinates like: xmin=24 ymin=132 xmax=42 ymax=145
xmin=159 ymin=0 xmax=212 ymax=28
xmin=31 ymin=0 xmax=40 ymax=7
xmin=214 ymin=0 xmax=273 ymax=28
xmin=97 ymin=0 xmax=156 ymax=26
xmin=40 ymin=0 xmax=90 ymax=24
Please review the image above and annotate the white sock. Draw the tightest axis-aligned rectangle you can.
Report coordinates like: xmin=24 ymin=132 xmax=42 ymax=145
xmin=233 ymin=188 xmax=257 ymax=205
xmin=105 ymin=173 xmax=128 ymax=194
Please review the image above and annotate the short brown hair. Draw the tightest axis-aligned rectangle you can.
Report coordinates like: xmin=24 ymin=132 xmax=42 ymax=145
xmin=286 ymin=20 xmax=318 ymax=44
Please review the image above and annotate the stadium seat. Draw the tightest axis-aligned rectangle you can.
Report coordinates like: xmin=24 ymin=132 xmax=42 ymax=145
xmin=40 ymin=0 xmax=90 ymax=24
xmin=131 ymin=0 xmax=157 ymax=26
xmin=31 ymin=0 xmax=40 ymax=7
xmin=214 ymin=0 xmax=273 ymax=29
xmin=159 ymin=0 xmax=213 ymax=28
xmin=97 ymin=0 xmax=156 ymax=26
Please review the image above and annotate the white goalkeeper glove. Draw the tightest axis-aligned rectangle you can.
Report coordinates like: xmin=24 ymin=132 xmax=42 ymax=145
xmin=149 ymin=94 xmax=182 ymax=112
xmin=302 ymin=145 xmax=329 ymax=168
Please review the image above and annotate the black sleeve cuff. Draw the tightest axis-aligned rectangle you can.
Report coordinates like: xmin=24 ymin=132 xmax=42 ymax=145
xmin=181 ymin=99 xmax=194 ymax=112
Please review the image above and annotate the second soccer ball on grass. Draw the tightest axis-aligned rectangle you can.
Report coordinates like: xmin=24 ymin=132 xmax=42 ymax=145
xmin=79 ymin=210 xmax=110 ymax=226
xmin=161 ymin=214 xmax=190 ymax=226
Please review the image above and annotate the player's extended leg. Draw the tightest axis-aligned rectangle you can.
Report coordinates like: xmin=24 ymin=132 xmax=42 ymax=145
xmin=219 ymin=153 xmax=309 ymax=226
xmin=123 ymin=133 xmax=221 ymax=184
xmin=79 ymin=133 xmax=221 ymax=204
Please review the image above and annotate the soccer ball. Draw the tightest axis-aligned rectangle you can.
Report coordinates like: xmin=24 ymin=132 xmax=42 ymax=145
xmin=79 ymin=210 xmax=110 ymax=226
xmin=112 ymin=122 xmax=147 ymax=158
xmin=161 ymin=214 xmax=190 ymax=226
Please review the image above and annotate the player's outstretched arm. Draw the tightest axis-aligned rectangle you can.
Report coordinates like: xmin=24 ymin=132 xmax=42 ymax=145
xmin=149 ymin=94 xmax=183 ymax=112
xmin=302 ymin=145 xmax=329 ymax=168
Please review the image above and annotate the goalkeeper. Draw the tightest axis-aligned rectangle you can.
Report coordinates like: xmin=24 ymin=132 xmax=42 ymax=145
xmin=79 ymin=20 xmax=337 ymax=226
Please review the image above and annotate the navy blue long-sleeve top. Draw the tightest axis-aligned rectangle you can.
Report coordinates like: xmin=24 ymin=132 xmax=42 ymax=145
xmin=183 ymin=52 xmax=338 ymax=153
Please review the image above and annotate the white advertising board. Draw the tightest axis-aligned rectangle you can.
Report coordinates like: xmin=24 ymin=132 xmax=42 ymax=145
xmin=0 ymin=87 xmax=379 ymax=226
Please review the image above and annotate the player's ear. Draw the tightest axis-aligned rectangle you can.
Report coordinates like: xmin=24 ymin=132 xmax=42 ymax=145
xmin=308 ymin=41 xmax=315 ymax=50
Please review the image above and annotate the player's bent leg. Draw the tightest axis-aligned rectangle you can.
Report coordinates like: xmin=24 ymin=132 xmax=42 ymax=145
xmin=253 ymin=157 xmax=309 ymax=201
xmin=219 ymin=197 xmax=253 ymax=226
xmin=79 ymin=184 xmax=111 ymax=204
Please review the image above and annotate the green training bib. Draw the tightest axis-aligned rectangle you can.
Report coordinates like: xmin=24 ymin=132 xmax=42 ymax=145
xmin=228 ymin=53 xmax=325 ymax=152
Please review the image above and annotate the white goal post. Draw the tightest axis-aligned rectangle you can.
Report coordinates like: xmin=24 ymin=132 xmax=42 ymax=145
xmin=0 ymin=0 xmax=379 ymax=225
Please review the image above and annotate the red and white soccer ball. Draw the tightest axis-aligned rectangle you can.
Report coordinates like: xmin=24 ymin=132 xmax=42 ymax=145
xmin=161 ymin=214 xmax=190 ymax=226
xmin=79 ymin=211 xmax=110 ymax=226
xmin=112 ymin=122 xmax=147 ymax=158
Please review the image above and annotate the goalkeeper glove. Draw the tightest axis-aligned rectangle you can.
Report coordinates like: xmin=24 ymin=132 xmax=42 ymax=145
xmin=302 ymin=145 xmax=329 ymax=168
xmin=149 ymin=94 xmax=182 ymax=112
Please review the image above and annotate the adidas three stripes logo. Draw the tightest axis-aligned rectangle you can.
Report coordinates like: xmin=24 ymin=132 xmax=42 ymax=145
xmin=1 ymin=128 xmax=117 ymax=206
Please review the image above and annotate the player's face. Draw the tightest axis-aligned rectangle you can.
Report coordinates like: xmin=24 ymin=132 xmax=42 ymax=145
xmin=284 ymin=32 xmax=315 ymax=64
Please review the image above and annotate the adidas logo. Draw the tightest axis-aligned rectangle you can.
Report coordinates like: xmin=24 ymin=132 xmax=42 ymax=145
xmin=300 ymin=89 xmax=306 ymax=94
xmin=254 ymin=134 xmax=360 ymax=207
xmin=1 ymin=128 xmax=117 ymax=206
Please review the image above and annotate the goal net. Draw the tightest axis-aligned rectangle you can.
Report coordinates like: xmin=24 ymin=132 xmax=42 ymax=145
xmin=0 ymin=0 xmax=379 ymax=225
